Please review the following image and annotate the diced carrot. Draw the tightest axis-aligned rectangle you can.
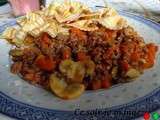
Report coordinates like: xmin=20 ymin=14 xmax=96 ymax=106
xmin=104 ymin=29 xmax=117 ymax=41
xmin=62 ymin=47 xmax=71 ymax=59
xmin=91 ymin=80 xmax=101 ymax=90
xmin=143 ymin=44 xmax=158 ymax=69
xmin=101 ymin=75 xmax=111 ymax=88
xmin=147 ymin=44 xmax=158 ymax=59
xmin=130 ymin=52 xmax=140 ymax=62
xmin=120 ymin=42 xmax=136 ymax=54
xmin=147 ymin=43 xmax=158 ymax=53
xmin=35 ymin=55 xmax=56 ymax=71
xmin=142 ymin=55 xmax=154 ymax=68
xmin=42 ymin=33 xmax=50 ymax=42
xmin=120 ymin=61 xmax=129 ymax=72
xmin=39 ymin=33 xmax=51 ymax=50
xmin=142 ymin=62 xmax=153 ymax=69
xmin=77 ymin=51 xmax=89 ymax=61
xmin=70 ymin=28 xmax=87 ymax=41
xmin=101 ymin=80 xmax=111 ymax=89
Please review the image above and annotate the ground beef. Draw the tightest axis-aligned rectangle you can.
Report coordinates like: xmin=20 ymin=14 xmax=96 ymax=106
xmin=9 ymin=26 xmax=158 ymax=90
xmin=11 ymin=62 xmax=22 ymax=74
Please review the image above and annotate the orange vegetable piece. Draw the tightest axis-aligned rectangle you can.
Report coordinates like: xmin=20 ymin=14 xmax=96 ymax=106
xmin=62 ymin=47 xmax=71 ymax=59
xmin=143 ymin=43 xmax=158 ymax=68
xmin=41 ymin=32 xmax=50 ymax=44
xmin=130 ymin=52 xmax=140 ymax=62
xmin=40 ymin=33 xmax=52 ymax=50
xmin=35 ymin=55 xmax=56 ymax=71
xmin=77 ymin=51 xmax=89 ymax=61
xmin=91 ymin=80 xmax=101 ymax=90
xmin=120 ymin=61 xmax=129 ymax=72
xmin=101 ymin=75 xmax=111 ymax=89
xmin=70 ymin=28 xmax=87 ymax=41
xmin=101 ymin=80 xmax=111 ymax=89
xmin=104 ymin=29 xmax=117 ymax=41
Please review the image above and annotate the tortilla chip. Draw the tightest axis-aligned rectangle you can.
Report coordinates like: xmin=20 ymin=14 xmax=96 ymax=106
xmin=22 ymin=12 xmax=45 ymax=32
xmin=2 ymin=27 xmax=17 ymax=40
xmin=98 ymin=15 xmax=127 ymax=30
xmin=67 ymin=20 xmax=98 ymax=31
xmin=80 ymin=12 xmax=99 ymax=20
xmin=17 ymin=17 xmax=27 ymax=26
xmin=15 ymin=29 xmax=27 ymax=40
xmin=29 ymin=23 xmax=50 ymax=37
xmin=53 ymin=1 xmax=91 ymax=23
xmin=97 ymin=7 xmax=127 ymax=30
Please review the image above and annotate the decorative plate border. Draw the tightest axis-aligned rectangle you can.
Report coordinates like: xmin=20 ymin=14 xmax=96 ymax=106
xmin=0 ymin=12 xmax=160 ymax=120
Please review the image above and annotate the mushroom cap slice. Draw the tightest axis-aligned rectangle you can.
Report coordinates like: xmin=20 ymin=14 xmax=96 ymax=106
xmin=50 ymin=74 xmax=85 ymax=99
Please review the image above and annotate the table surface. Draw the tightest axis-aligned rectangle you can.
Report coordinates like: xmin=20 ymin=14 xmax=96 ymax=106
xmin=0 ymin=0 xmax=160 ymax=119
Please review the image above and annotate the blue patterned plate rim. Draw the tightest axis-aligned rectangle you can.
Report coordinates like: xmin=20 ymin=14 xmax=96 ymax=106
xmin=0 ymin=11 xmax=160 ymax=120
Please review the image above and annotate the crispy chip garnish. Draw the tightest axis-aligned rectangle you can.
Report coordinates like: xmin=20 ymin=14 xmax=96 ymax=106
xmin=52 ymin=1 xmax=91 ymax=23
xmin=97 ymin=8 xmax=127 ymax=30
xmin=43 ymin=3 xmax=57 ymax=17
xmin=17 ymin=17 xmax=26 ymax=26
xmin=22 ymin=12 xmax=45 ymax=32
xmin=29 ymin=23 xmax=50 ymax=37
xmin=2 ymin=27 xmax=17 ymax=40
xmin=44 ymin=20 xmax=59 ymax=38
xmin=67 ymin=20 xmax=98 ymax=31
xmin=58 ymin=26 xmax=69 ymax=35
xmin=2 ymin=27 xmax=26 ymax=46
xmin=80 ymin=13 xmax=99 ymax=20
xmin=29 ymin=28 xmax=41 ymax=37
xmin=99 ymin=7 xmax=118 ymax=18
xmin=12 ymin=38 xmax=24 ymax=46
xmin=2 ymin=1 xmax=128 ymax=44
xmin=45 ymin=26 xmax=57 ymax=38
xmin=98 ymin=15 xmax=127 ymax=30
xmin=15 ymin=29 xmax=27 ymax=40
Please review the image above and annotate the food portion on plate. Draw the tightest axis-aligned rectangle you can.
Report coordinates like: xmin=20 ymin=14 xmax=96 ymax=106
xmin=2 ymin=1 xmax=158 ymax=99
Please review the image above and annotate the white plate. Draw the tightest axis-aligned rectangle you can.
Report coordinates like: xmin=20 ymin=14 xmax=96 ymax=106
xmin=0 ymin=12 xmax=160 ymax=120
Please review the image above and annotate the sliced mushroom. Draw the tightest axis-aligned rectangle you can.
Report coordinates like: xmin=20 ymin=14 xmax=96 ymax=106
xmin=111 ymin=67 xmax=118 ymax=78
xmin=82 ymin=60 xmax=95 ymax=76
xmin=59 ymin=60 xmax=85 ymax=83
xmin=9 ymin=49 xmax=23 ymax=57
xmin=70 ymin=62 xmax=85 ymax=83
xmin=59 ymin=59 xmax=75 ymax=75
xmin=126 ymin=68 xmax=140 ymax=78
xmin=50 ymin=74 xmax=85 ymax=99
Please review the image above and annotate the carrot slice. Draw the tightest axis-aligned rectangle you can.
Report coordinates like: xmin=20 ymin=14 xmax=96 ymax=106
xmin=91 ymin=80 xmax=101 ymax=90
xmin=130 ymin=52 xmax=140 ymax=62
xmin=143 ymin=43 xmax=158 ymax=68
xmin=77 ymin=51 xmax=89 ymax=61
xmin=101 ymin=75 xmax=111 ymax=89
xmin=70 ymin=28 xmax=87 ymax=41
xmin=120 ymin=61 xmax=130 ymax=72
xmin=62 ymin=47 xmax=71 ymax=59
xmin=41 ymin=32 xmax=50 ymax=44
xmin=35 ymin=55 xmax=56 ymax=71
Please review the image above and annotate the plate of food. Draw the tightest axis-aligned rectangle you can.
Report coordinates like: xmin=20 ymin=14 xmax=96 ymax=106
xmin=0 ymin=1 xmax=160 ymax=120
